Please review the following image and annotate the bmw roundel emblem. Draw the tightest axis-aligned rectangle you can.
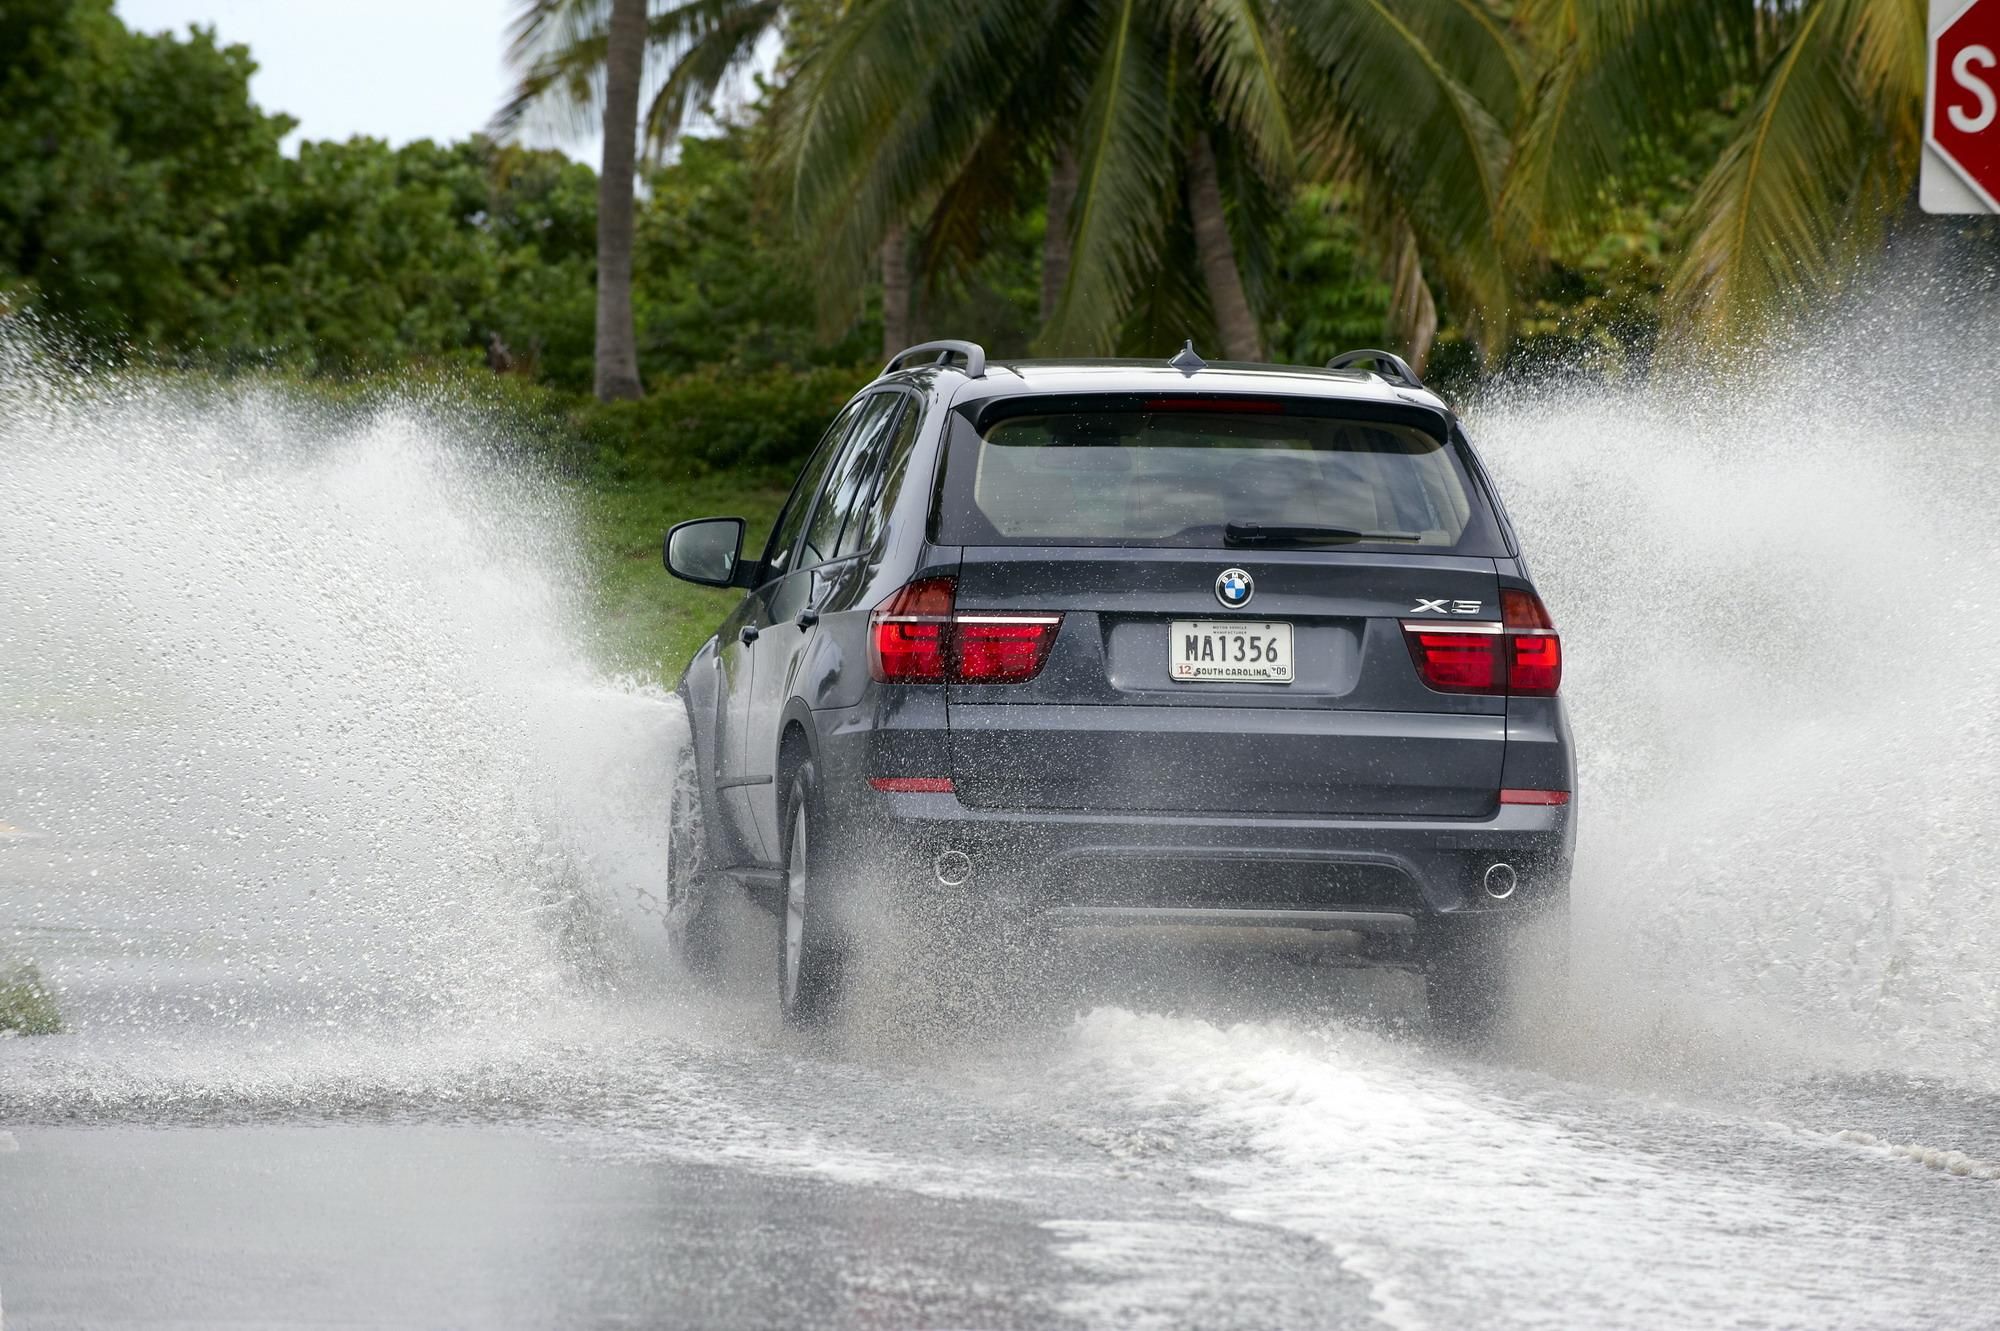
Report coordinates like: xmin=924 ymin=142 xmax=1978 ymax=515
xmin=1215 ymin=567 xmax=1254 ymax=608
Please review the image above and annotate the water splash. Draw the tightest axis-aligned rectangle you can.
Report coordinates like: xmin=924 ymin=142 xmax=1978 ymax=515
xmin=5 ymin=281 xmax=1999 ymax=1092
xmin=1474 ymin=283 xmax=2000 ymax=1080
xmin=0 ymin=359 xmax=681 ymax=1034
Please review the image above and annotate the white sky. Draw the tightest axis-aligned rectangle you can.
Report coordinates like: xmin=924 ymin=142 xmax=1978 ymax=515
xmin=115 ymin=0 xmax=603 ymax=162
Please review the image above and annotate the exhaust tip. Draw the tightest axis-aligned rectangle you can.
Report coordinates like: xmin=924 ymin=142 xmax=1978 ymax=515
xmin=934 ymin=849 xmax=973 ymax=888
xmin=1482 ymin=862 xmax=1518 ymax=900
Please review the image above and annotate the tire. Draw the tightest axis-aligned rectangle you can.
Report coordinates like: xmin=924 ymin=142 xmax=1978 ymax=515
xmin=777 ymin=762 xmax=847 ymax=1027
xmin=1421 ymin=906 xmax=1569 ymax=1044
xmin=1421 ymin=937 xmax=1507 ymax=1042
xmin=666 ymin=736 xmax=722 ymax=973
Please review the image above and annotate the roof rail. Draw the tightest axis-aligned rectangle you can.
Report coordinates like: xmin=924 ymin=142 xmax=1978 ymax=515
xmin=883 ymin=339 xmax=987 ymax=379
xmin=1325 ymin=348 xmax=1424 ymax=390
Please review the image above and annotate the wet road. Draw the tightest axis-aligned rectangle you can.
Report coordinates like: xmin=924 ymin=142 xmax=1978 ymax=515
xmin=8 ymin=331 xmax=2000 ymax=1329
xmin=4 ymin=719 xmax=2000 ymax=1330
xmin=4 ymin=921 xmax=1998 ymax=1330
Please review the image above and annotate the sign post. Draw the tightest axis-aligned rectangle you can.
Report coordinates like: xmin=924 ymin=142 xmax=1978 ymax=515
xmin=1925 ymin=0 xmax=2000 ymax=212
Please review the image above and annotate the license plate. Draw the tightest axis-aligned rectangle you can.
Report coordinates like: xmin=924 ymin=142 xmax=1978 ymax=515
xmin=1169 ymin=620 xmax=1294 ymax=683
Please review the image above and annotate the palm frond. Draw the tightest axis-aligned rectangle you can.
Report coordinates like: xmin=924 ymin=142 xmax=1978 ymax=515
xmin=1167 ymin=0 xmax=1294 ymax=178
xmin=1665 ymin=1 xmax=1895 ymax=343
xmin=1383 ymin=0 xmax=1526 ymax=131
xmin=1823 ymin=0 xmax=1926 ymax=165
xmin=1286 ymin=0 xmax=1514 ymax=354
xmin=1385 ymin=217 xmax=1440 ymax=369
xmin=644 ymin=0 xmax=784 ymax=152
xmin=494 ymin=0 xmax=615 ymax=140
xmin=1043 ymin=0 xmax=1181 ymax=353
xmin=1506 ymin=0 xmax=1756 ymax=244
xmin=771 ymin=0 xmax=1064 ymax=320
xmin=495 ymin=0 xmax=781 ymax=153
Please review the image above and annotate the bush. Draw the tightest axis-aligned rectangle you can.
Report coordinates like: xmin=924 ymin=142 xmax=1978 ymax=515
xmin=577 ymin=363 xmax=871 ymax=481
xmin=0 ymin=961 xmax=61 ymax=1036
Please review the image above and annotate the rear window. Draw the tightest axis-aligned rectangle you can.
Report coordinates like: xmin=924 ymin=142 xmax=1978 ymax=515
xmin=936 ymin=401 xmax=1505 ymax=553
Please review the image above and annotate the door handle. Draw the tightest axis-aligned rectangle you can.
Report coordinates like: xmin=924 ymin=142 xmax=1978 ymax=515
xmin=739 ymin=624 xmax=760 ymax=645
xmin=796 ymin=608 xmax=820 ymax=630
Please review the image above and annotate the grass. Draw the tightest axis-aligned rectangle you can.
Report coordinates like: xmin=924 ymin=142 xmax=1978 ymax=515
xmin=577 ymin=472 xmax=791 ymax=687
xmin=0 ymin=961 xmax=61 ymax=1036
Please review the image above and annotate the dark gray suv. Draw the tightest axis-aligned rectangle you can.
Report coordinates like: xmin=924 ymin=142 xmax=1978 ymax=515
xmin=664 ymin=341 xmax=1574 ymax=1034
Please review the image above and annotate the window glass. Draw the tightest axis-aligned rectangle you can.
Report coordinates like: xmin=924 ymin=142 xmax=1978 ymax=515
xmin=847 ymin=397 xmax=924 ymax=557
xmin=800 ymin=394 xmax=897 ymax=568
xmin=936 ymin=404 xmax=1502 ymax=554
xmin=762 ymin=401 xmax=859 ymax=580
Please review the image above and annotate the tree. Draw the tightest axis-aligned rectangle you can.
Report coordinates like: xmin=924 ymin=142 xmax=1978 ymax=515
xmin=766 ymin=0 xmax=1520 ymax=367
xmin=595 ymin=0 xmax=648 ymax=399
xmin=1509 ymin=0 xmax=1927 ymax=345
xmin=499 ymin=0 xmax=790 ymax=399
xmin=0 ymin=0 xmax=292 ymax=354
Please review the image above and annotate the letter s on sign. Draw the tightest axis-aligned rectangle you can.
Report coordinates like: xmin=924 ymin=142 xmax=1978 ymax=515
xmin=1950 ymin=44 xmax=1998 ymax=135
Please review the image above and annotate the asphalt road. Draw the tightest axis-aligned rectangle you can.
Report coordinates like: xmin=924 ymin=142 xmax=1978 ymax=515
xmin=4 ymin=921 xmax=1998 ymax=1330
xmin=8 ymin=298 xmax=2000 ymax=1330
xmin=4 ymin=710 xmax=1998 ymax=1331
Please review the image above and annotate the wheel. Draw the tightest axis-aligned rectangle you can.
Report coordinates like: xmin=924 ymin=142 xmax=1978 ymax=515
xmin=778 ymin=762 xmax=847 ymax=1027
xmin=1421 ymin=937 xmax=1506 ymax=1042
xmin=1421 ymin=906 xmax=1569 ymax=1044
xmin=665 ymin=735 xmax=722 ymax=972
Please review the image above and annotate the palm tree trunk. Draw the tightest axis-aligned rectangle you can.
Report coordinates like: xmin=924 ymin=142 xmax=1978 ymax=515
xmin=1388 ymin=225 xmax=1439 ymax=374
xmin=881 ymin=221 xmax=911 ymax=358
xmin=1039 ymin=144 xmax=1079 ymax=326
xmin=593 ymin=0 xmax=646 ymax=402
xmin=1185 ymin=134 xmax=1261 ymax=363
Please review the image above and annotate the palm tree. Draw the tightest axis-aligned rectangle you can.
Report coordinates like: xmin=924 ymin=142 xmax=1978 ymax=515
xmin=497 ymin=0 xmax=786 ymax=398
xmin=1508 ymin=0 xmax=1925 ymax=345
xmin=767 ymin=0 xmax=1521 ymax=367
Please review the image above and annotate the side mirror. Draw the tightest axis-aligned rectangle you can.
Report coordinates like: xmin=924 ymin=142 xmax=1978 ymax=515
xmin=664 ymin=517 xmax=747 ymax=587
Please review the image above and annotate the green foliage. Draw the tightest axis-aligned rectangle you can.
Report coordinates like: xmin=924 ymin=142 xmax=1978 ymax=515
xmin=1512 ymin=0 xmax=1928 ymax=346
xmin=576 ymin=361 xmax=872 ymax=479
xmin=6 ymin=0 xmax=1902 ymax=414
xmin=581 ymin=472 xmax=791 ymax=681
xmin=0 ymin=0 xmax=291 ymax=347
xmin=0 ymin=1 xmax=604 ymax=378
xmin=235 ymin=137 xmax=599 ymax=376
xmin=634 ymin=130 xmax=878 ymax=375
xmin=0 ymin=961 xmax=61 ymax=1036
xmin=1264 ymin=185 xmax=1393 ymax=365
xmin=1507 ymin=99 xmax=1740 ymax=372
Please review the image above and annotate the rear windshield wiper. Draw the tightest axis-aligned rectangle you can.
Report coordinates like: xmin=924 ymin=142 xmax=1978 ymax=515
xmin=1224 ymin=521 xmax=1423 ymax=546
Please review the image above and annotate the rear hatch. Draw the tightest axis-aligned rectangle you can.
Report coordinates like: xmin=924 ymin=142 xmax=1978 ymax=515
xmin=935 ymin=392 xmax=1511 ymax=817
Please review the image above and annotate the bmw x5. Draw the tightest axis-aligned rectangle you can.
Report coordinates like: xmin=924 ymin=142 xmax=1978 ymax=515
xmin=663 ymin=341 xmax=1575 ymax=1034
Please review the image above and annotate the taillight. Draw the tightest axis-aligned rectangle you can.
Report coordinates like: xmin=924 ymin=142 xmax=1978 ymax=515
xmin=869 ymin=577 xmax=1063 ymax=684
xmin=1401 ymin=589 xmax=1561 ymax=696
xmin=954 ymin=615 xmax=1063 ymax=683
xmin=1403 ymin=626 xmax=1503 ymax=693
xmin=869 ymin=576 xmax=954 ymax=681
xmin=1500 ymin=588 xmax=1562 ymax=695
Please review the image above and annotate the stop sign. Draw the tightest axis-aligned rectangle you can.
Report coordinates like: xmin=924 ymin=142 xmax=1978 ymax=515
xmin=1931 ymin=0 xmax=2000 ymax=208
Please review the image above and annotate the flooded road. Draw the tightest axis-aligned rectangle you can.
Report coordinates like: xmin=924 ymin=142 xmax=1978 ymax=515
xmin=4 ymin=299 xmax=1999 ymax=1329
xmin=5 ymin=770 xmax=1997 ymax=1331
xmin=5 ymin=988 xmax=1999 ymax=1329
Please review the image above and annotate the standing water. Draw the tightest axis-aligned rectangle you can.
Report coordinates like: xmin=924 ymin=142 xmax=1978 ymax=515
xmin=1477 ymin=286 xmax=2000 ymax=1083
xmin=4 ymin=298 xmax=1999 ymax=1329
xmin=2 ymin=297 xmax=1998 ymax=1085
xmin=0 ymin=347 xmax=694 ymax=1112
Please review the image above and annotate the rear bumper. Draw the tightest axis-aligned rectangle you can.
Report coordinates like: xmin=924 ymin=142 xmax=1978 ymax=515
xmin=819 ymin=748 xmax=1572 ymax=935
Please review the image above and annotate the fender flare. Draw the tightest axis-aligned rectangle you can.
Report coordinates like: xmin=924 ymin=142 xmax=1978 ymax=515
xmin=774 ymin=694 xmax=821 ymax=801
xmin=675 ymin=634 xmax=752 ymax=868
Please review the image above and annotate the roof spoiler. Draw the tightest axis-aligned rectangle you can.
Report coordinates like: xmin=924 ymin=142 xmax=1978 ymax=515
xmin=1326 ymin=349 xmax=1424 ymax=390
xmin=884 ymin=339 xmax=987 ymax=378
